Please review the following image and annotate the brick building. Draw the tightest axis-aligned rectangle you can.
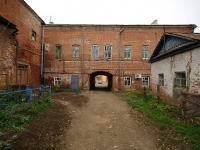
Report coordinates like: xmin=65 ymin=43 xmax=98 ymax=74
xmin=0 ymin=0 xmax=44 ymax=87
xmin=0 ymin=0 xmax=197 ymax=90
xmin=43 ymin=24 xmax=196 ymax=90
xmin=0 ymin=16 xmax=18 ymax=89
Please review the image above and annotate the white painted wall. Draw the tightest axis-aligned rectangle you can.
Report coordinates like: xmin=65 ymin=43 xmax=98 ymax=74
xmin=151 ymin=47 xmax=200 ymax=99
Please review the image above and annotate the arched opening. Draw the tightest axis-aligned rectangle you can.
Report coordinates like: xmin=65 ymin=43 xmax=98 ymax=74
xmin=90 ymin=71 xmax=112 ymax=90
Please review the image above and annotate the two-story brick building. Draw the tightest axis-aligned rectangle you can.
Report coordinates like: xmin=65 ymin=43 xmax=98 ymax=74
xmin=43 ymin=24 xmax=196 ymax=90
xmin=0 ymin=0 xmax=44 ymax=87
xmin=0 ymin=0 xmax=197 ymax=91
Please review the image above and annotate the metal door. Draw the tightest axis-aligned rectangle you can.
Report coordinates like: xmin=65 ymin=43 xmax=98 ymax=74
xmin=71 ymin=75 xmax=79 ymax=90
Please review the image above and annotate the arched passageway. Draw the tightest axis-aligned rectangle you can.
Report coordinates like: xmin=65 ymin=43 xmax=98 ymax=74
xmin=90 ymin=71 xmax=112 ymax=90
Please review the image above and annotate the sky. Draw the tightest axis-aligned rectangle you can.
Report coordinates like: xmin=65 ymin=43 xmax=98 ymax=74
xmin=24 ymin=0 xmax=200 ymax=33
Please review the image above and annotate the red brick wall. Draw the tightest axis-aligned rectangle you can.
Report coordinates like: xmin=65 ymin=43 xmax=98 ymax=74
xmin=0 ymin=0 xmax=43 ymax=86
xmin=43 ymin=25 xmax=194 ymax=89
xmin=0 ymin=23 xmax=16 ymax=89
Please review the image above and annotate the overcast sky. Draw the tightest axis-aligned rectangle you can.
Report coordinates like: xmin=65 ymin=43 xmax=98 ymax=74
xmin=25 ymin=0 xmax=200 ymax=33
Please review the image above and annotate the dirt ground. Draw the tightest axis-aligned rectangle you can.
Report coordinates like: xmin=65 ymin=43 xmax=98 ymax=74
xmin=9 ymin=90 xmax=192 ymax=150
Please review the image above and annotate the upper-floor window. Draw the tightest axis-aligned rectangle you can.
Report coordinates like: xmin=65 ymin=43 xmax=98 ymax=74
xmin=124 ymin=76 xmax=131 ymax=86
xmin=142 ymin=45 xmax=149 ymax=60
xmin=92 ymin=45 xmax=99 ymax=60
xmin=55 ymin=45 xmax=62 ymax=59
xmin=32 ymin=30 xmax=36 ymax=41
xmin=124 ymin=46 xmax=131 ymax=60
xmin=174 ymin=72 xmax=186 ymax=88
xmin=54 ymin=77 xmax=61 ymax=85
xmin=104 ymin=45 xmax=112 ymax=60
xmin=72 ymin=45 xmax=80 ymax=59
xmin=158 ymin=74 xmax=164 ymax=86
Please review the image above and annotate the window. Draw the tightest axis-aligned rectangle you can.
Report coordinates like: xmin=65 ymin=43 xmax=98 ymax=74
xmin=142 ymin=45 xmax=149 ymax=60
xmin=55 ymin=45 xmax=62 ymax=59
xmin=174 ymin=72 xmax=186 ymax=87
xmin=124 ymin=76 xmax=131 ymax=86
xmin=92 ymin=45 xmax=99 ymax=60
xmin=32 ymin=30 xmax=36 ymax=41
xmin=72 ymin=45 xmax=80 ymax=59
xmin=104 ymin=45 xmax=112 ymax=60
xmin=142 ymin=76 xmax=149 ymax=86
xmin=158 ymin=74 xmax=164 ymax=86
xmin=54 ymin=77 xmax=61 ymax=85
xmin=124 ymin=46 xmax=131 ymax=60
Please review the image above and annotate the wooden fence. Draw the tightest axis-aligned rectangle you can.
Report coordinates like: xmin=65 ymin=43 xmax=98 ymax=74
xmin=181 ymin=92 xmax=200 ymax=117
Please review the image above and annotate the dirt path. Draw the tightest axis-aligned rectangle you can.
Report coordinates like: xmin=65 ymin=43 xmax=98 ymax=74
xmin=62 ymin=90 xmax=157 ymax=150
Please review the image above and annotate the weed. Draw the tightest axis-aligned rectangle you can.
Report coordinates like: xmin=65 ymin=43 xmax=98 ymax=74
xmin=0 ymin=140 xmax=11 ymax=149
xmin=0 ymin=97 xmax=52 ymax=149
xmin=126 ymin=91 xmax=200 ymax=150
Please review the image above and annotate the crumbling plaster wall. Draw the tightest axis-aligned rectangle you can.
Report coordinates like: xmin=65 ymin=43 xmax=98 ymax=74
xmin=151 ymin=47 xmax=200 ymax=102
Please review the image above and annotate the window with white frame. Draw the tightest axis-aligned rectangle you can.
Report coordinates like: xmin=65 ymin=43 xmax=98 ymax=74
xmin=142 ymin=76 xmax=149 ymax=86
xmin=174 ymin=72 xmax=186 ymax=88
xmin=124 ymin=76 xmax=131 ymax=86
xmin=158 ymin=74 xmax=164 ymax=86
xmin=124 ymin=46 xmax=131 ymax=60
xmin=104 ymin=45 xmax=112 ymax=60
xmin=72 ymin=45 xmax=80 ymax=59
xmin=55 ymin=45 xmax=62 ymax=59
xmin=92 ymin=45 xmax=99 ymax=60
xmin=142 ymin=45 xmax=149 ymax=60
xmin=54 ymin=77 xmax=61 ymax=85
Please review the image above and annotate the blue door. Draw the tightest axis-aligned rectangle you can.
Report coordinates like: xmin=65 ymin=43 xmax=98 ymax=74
xmin=71 ymin=75 xmax=79 ymax=90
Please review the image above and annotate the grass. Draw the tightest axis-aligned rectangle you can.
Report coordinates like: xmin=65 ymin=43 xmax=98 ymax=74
xmin=0 ymin=98 xmax=52 ymax=149
xmin=122 ymin=90 xmax=200 ymax=150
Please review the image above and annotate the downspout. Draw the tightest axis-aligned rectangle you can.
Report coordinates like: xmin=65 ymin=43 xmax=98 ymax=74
xmin=118 ymin=29 xmax=124 ymax=89
xmin=41 ymin=25 xmax=44 ymax=84
xmin=13 ymin=30 xmax=19 ymax=85
xmin=82 ymin=33 xmax=84 ymax=87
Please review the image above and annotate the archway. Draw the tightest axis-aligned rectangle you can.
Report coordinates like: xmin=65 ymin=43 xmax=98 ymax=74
xmin=90 ymin=71 xmax=112 ymax=90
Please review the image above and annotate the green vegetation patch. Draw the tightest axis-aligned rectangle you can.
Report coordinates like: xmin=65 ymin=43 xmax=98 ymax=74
xmin=125 ymin=90 xmax=200 ymax=150
xmin=0 ymin=98 xmax=52 ymax=149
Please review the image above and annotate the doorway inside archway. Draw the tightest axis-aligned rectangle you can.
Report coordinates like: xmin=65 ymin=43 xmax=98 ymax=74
xmin=90 ymin=71 xmax=112 ymax=90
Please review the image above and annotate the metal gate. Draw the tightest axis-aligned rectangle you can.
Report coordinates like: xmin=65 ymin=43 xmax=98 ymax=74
xmin=71 ymin=75 xmax=79 ymax=90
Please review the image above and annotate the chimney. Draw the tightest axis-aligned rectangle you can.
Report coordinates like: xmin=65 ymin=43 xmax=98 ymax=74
xmin=151 ymin=20 xmax=158 ymax=25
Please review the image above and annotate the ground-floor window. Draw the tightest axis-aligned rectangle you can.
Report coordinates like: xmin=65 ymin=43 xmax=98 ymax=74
xmin=158 ymin=74 xmax=164 ymax=86
xmin=142 ymin=76 xmax=149 ymax=86
xmin=124 ymin=76 xmax=131 ymax=86
xmin=174 ymin=72 xmax=186 ymax=87
xmin=54 ymin=77 xmax=61 ymax=85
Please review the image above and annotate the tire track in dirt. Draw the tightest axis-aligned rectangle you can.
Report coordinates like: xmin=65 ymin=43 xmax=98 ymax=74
xmin=63 ymin=90 xmax=157 ymax=150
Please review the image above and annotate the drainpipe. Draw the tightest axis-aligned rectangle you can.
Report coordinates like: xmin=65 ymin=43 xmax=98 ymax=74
xmin=118 ymin=29 xmax=124 ymax=89
xmin=13 ymin=30 xmax=19 ymax=85
xmin=41 ymin=26 xmax=44 ymax=84
xmin=41 ymin=26 xmax=44 ymax=75
xmin=82 ymin=33 xmax=84 ymax=86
